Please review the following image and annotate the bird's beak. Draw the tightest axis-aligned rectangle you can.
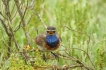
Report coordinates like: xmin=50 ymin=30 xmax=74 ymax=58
xmin=47 ymin=30 xmax=55 ymax=35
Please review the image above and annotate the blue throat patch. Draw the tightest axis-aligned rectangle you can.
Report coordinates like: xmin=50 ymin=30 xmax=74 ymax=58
xmin=46 ymin=34 xmax=59 ymax=48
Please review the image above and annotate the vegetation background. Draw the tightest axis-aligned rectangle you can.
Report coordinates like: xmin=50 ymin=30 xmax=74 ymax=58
xmin=0 ymin=0 xmax=106 ymax=70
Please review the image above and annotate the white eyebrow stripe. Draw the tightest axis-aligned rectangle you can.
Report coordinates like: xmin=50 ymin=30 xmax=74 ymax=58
xmin=47 ymin=30 xmax=56 ymax=31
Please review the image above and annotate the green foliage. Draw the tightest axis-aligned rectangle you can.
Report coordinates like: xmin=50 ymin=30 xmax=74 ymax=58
xmin=7 ymin=54 xmax=34 ymax=70
xmin=0 ymin=0 xmax=106 ymax=70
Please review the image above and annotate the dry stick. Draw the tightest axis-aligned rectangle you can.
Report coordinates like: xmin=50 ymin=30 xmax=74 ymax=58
xmin=2 ymin=0 xmax=12 ymax=35
xmin=21 ymin=48 xmax=93 ymax=70
xmin=71 ymin=47 xmax=95 ymax=68
xmin=61 ymin=64 xmax=83 ymax=70
xmin=14 ymin=0 xmax=36 ymax=63
xmin=13 ymin=2 xmax=30 ymax=32
xmin=28 ymin=0 xmax=39 ymax=34
xmin=11 ymin=10 xmax=17 ymax=20
xmin=0 ymin=18 xmax=10 ymax=36
xmin=14 ymin=21 xmax=21 ymax=32
xmin=11 ymin=3 xmax=16 ymax=14
xmin=14 ymin=0 xmax=31 ymax=45
xmin=30 ymin=0 xmax=47 ymax=32
xmin=11 ymin=0 xmax=21 ymax=20
xmin=27 ymin=14 xmax=33 ymax=25
xmin=11 ymin=3 xmax=16 ymax=20
xmin=0 ymin=12 xmax=7 ymax=19
xmin=0 ymin=29 xmax=14 ymax=53
xmin=0 ymin=18 xmax=11 ymax=57
xmin=33 ymin=11 xmax=47 ymax=34
xmin=24 ymin=0 xmax=34 ymax=25
xmin=14 ymin=1 xmax=31 ymax=32
xmin=36 ymin=28 xmax=39 ymax=35
xmin=14 ymin=2 xmax=33 ymax=32
xmin=64 ymin=25 xmax=90 ymax=52
xmin=57 ymin=64 xmax=83 ymax=70
xmin=64 ymin=26 xmax=90 ymax=44
xmin=14 ymin=0 xmax=34 ymax=32
xmin=33 ymin=11 xmax=47 ymax=29
xmin=57 ymin=53 xmax=93 ymax=70
xmin=64 ymin=45 xmax=95 ymax=69
xmin=22 ymin=0 xmax=28 ymax=19
xmin=2 ymin=0 xmax=20 ymax=51
xmin=29 ymin=0 xmax=35 ymax=8
xmin=23 ymin=0 xmax=34 ymax=25
xmin=64 ymin=26 xmax=95 ymax=68
xmin=33 ymin=64 xmax=83 ymax=70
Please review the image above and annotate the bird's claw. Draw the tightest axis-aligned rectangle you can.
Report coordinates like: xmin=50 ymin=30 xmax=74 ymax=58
xmin=42 ymin=53 xmax=47 ymax=62
xmin=51 ymin=52 xmax=59 ymax=61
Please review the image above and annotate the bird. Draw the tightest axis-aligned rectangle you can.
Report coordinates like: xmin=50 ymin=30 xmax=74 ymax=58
xmin=34 ymin=26 xmax=61 ymax=61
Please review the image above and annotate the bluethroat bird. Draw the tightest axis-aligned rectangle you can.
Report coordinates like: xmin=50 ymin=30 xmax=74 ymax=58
xmin=34 ymin=26 xmax=61 ymax=61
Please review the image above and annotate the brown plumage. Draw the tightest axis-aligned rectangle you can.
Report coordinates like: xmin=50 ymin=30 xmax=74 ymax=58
xmin=34 ymin=26 xmax=61 ymax=51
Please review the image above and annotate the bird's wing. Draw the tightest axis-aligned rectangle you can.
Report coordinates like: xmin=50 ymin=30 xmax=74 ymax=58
xmin=34 ymin=32 xmax=46 ymax=47
xmin=56 ymin=33 xmax=62 ymax=42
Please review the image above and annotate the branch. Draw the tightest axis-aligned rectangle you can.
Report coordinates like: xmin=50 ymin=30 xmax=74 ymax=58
xmin=13 ymin=2 xmax=32 ymax=32
xmin=33 ymin=64 xmax=83 ymax=70
xmin=0 ymin=29 xmax=14 ymax=53
xmin=29 ymin=0 xmax=35 ymax=9
xmin=11 ymin=3 xmax=16 ymax=15
xmin=14 ymin=0 xmax=31 ymax=45
xmin=20 ymin=48 xmax=93 ymax=70
xmin=0 ymin=12 xmax=7 ymax=19
xmin=0 ymin=18 xmax=11 ymax=36
xmin=14 ymin=21 xmax=21 ymax=32
xmin=27 ymin=14 xmax=33 ymax=25
xmin=22 ymin=0 xmax=28 ymax=19
xmin=64 ymin=26 xmax=95 ymax=68
xmin=33 ymin=11 xmax=47 ymax=29
xmin=2 ymin=0 xmax=19 ymax=51
xmin=11 ymin=10 xmax=17 ymax=20
xmin=71 ymin=47 xmax=95 ymax=68
xmin=64 ymin=26 xmax=90 ymax=44
xmin=0 ymin=29 xmax=9 ymax=48
xmin=57 ymin=53 xmax=93 ymax=70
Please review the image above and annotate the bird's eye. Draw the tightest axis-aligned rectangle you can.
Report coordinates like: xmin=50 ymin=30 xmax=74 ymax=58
xmin=47 ymin=31 xmax=55 ymax=34
xmin=52 ymin=31 xmax=55 ymax=33
xmin=47 ymin=31 xmax=50 ymax=33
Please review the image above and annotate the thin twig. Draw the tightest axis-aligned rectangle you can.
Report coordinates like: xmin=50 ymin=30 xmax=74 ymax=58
xmin=0 ymin=29 xmax=9 ymax=49
xmin=64 ymin=25 xmax=90 ymax=56
xmin=1 ymin=31 xmax=14 ymax=53
xmin=3 ymin=0 xmax=19 ymax=51
xmin=64 ymin=26 xmax=95 ymax=68
xmin=14 ymin=21 xmax=21 ymax=32
xmin=14 ymin=0 xmax=31 ymax=45
xmin=64 ymin=26 xmax=90 ymax=44
xmin=63 ymin=44 xmax=95 ymax=68
xmin=71 ymin=47 xmax=95 ymax=68
xmin=11 ymin=3 xmax=16 ymax=15
xmin=27 ymin=14 xmax=33 ymax=25
xmin=29 ymin=0 xmax=35 ymax=8
xmin=0 ymin=12 xmax=7 ymax=19
xmin=61 ymin=64 xmax=83 ymax=70
xmin=36 ymin=28 xmax=39 ymax=35
xmin=0 ymin=18 xmax=11 ymax=36
xmin=57 ymin=53 xmax=93 ymax=70
xmin=23 ymin=0 xmax=28 ymax=19
xmin=33 ymin=11 xmax=47 ymax=29
xmin=11 ymin=10 xmax=17 ymax=20
xmin=33 ymin=64 xmax=83 ymax=70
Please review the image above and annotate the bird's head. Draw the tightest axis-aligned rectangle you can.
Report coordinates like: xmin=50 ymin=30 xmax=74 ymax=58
xmin=46 ymin=26 xmax=56 ymax=35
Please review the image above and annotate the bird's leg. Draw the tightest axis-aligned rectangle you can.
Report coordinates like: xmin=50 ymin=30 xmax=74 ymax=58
xmin=51 ymin=52 xmax=59 ymax=61
xmin=42 ymin=52 xmax=47 ymax=62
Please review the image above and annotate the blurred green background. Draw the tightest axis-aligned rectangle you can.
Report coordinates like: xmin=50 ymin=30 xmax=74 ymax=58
xmin=0 ymin=0 xmax=106 ymax=70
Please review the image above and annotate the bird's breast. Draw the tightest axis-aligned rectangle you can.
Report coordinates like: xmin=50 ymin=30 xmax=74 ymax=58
xmin=44 ymin=34 xmax=60 ymax=50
